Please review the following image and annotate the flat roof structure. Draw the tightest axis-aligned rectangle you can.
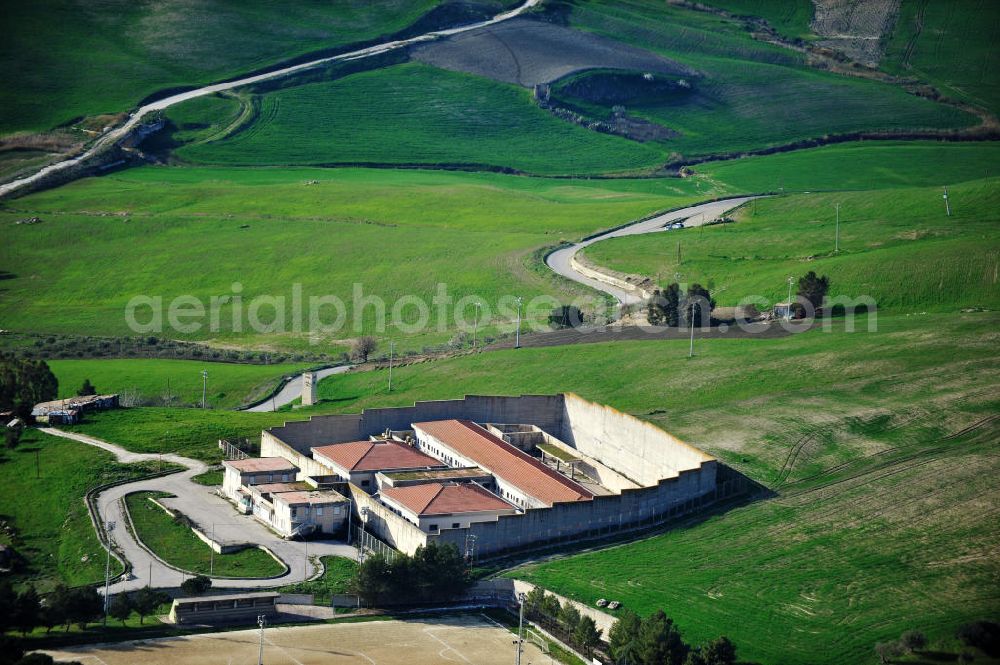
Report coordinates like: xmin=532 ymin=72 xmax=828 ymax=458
xmin=382 ymin=483 xmax=515 ymax=517
xmin=381 ymin=467 xmax=488 ymax=482
xmin=223 ymin=457 xmax=299 ymax=473
xmin=312 ymin=440 xmax=443 ymax=473
xmin=413 ymin=420 xmax=592 ymax=506
xmin=272 ymin=489 xmax=347 ymax=507
xmin=249 ymin=482 xmax=310 ymax=495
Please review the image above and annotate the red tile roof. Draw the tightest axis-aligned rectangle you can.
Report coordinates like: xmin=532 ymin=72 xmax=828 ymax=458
xmin=412 ymin=420 xmax=592 ymax=506
xmin=224 ymin=457 xmax=299 ymax=473
xmin=312 ymin=440 xmax=443 ymax=473
xmin=382 ymin=483 xmax=515 ymax=516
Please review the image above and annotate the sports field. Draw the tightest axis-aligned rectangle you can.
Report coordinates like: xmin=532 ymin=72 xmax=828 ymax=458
xmin=40 ymin=614 xmax=550 ymax=665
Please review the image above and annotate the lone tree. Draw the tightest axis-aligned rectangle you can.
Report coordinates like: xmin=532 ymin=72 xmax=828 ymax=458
xmin=609 ymin=608 xmax=642 ymax=663
xmin=108 ymin=593 xmax=134 ymax=626
xmin=180 ymin=575 xmax=212 ymax=596
xmin=797 ymin=270 xmax=830 ymax=314
xmin=350 ymin=336 xmax=378 ymax=363
xmin=4 ymin=427 xmax=20 ymax=451
xmin=899 ymin=630 xmax=927 ymax=653
xmin=13 ymin=585 xmax=41 ymax=636
xmin=573 ymin=615 xmax=602 ymax=657
xmin=646 ymin=283 xmax=681 ymax=326
xmin=133 ymin=586 xmax=169 ymax=624
xmin=77 ymin=379 xmax=96 ymax=396
xmin=0 ymin=356 xmax=58 ymax=420
xmin=682 ymin=284 xmax=715 ymax=327
xmin=701 ymin=636 xmax=737 ymax=665
xmin=639 ymin=610 xmax=689 ymax=665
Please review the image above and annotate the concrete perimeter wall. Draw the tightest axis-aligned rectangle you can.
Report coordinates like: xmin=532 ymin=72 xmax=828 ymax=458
xmin=561 ymin=392 xmax=714 ymax=486
xmin=262 ymin=393 xmax=724 ymax=557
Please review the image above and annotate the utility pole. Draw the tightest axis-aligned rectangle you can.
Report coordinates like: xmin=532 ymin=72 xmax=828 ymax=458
xmin=387 ymin=341 xmax=394 ymax=392
xmin=201 ymin=370 xmax=208 ymax=409
xmin=103 ymin=520 xmax=116 ymax=626
xmin=835 ymin=203 xmax=840 ymax=253
xmin=943 ymin=186 xmax=951 ymax=216
xmin=514 ymin=296 xmax=523 ymax=349
xmin=786 ymin=276 xmax=794 ymax=320
xmin=515 ymin=592 xmax=526 ymax=665
xmin=257 ymin=615 xmax=266 ymax=665
xmin=688 ymin=300 xmax=695 ymax=358
xmin=473 ymin=303 xmax=482 ymax=349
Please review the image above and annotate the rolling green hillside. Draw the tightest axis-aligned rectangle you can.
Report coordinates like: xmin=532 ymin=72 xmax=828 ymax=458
xmin=299 ymin=311 xmax=998 ymax=664
xmin=695 ymin=140 xmax=1000 ymax=192
xmin=170 ymin=63 xmax=666 ymax=175
xmin=581 ymin=178 xmax=1000 ymax=311
xmin=883 ymin=0 xmax=1000 ymax=116
xmin=49 ymin=358 xmax=309 ymax=409
xmin=0 ymin=166 xmax=702 ymax=347
xmin=0 ymin=0 xmax=450 ymax=135
xmin=698 ymin=0 xmax=815 ymax=42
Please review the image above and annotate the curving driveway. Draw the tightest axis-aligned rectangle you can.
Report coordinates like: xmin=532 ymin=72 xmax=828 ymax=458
xmin=546 ymin=196 xmax=758 ymax=305
xmin=0 ymin=0 xmax=542 ymax=199
xmin=41 ymin=428 xmax=355 ymax=594
xmin=244 ymin=365 xmax=353 ymax=412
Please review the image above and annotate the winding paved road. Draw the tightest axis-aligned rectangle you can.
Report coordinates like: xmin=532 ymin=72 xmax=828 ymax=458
xmin=546 ymin=196 xmax=758 ymax=305
xmin=0 ymin=0 xmax=542 ymax=199
xmin=41 ymin=428 xmax=354 ymax=594
xmin=244 ymin=365 xmax=353 ymax=412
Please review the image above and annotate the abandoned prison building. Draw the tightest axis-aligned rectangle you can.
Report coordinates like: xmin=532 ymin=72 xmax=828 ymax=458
xmin=243 ymin=393 xmax=745 ymax=558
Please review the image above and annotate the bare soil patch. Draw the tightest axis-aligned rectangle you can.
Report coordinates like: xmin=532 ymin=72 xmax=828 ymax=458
xmin=811 ymin=0 xmax=901 ymax=67
xmin=412 ymin=18 xmax=691 ymax=87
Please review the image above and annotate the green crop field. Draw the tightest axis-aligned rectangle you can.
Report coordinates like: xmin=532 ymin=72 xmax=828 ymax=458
xmin=170 ymin=63 xmax=666 ymax=175
xmin=124 ymin=491 xmax=285 ymax=577
xmin=48 ymin=358 xmax=310 ymax=409
xmin=0 ymin=429 xmax=166 ymax=591
xmin=0 ymin=166 xmax=703 ymax=349
xmin=581 ymin=178 xmax=1000 ymax=311
xmin=883 ymin=0 xmax=1000 ymax=117
xmin=0 ymin=0 xmax=450 ymax=135
xmin=695 ymin=140 xmax=1000 ymax=192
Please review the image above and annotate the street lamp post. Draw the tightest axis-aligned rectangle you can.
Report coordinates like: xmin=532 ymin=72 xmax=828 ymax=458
xmin=387 ymin=341 xmax=394 ymax=393
xmin=473 ymin=302 xmax=482 ymax=349
xmin=201 ymin=370 xmax=208 ymax=409
xmin=103 ymin=520 xmax=116 ymax=626
xmin=257 ymin=615 xmax=266 ymax=665
xmin=786 ymin=276 xmax=794 ymax=320
xmin=515 ymin=592 xmax=526 ymax=665
xmin=514 ymin=297 xmax=523 ymax=349
xmin=688 ymin=300 xmax=695 ymax=358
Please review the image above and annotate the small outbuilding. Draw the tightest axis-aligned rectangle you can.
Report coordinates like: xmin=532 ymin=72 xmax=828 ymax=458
xmin=168 ymin=591 xmax=279 ymax=625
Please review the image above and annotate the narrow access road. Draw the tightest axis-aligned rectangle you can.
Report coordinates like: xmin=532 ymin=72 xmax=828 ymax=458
xmin=41 ymin=428 xmax=355 ymax=594
xmin=0 ymin=0 xmax=542 ymax=199
xmin=244 ymin=365 xmax=352 ymax=412
xmin=546 ymin=196 xmax=758 ymax=305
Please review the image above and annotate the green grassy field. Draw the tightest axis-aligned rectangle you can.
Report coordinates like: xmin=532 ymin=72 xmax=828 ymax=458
xmin=64 ymin=408 xmax=300 ymax=462
xmin=883 ymin=0 xmax=1000 ymax=117
xmin=0 ymin=166 xmax=703 ymax=349
xmin=300 ymin=312 xmax=999 ymax=664
xmin=581 ymin=178 xmax=1000 ymax=310
xmin=49 ymin=358 xmax=310 ymax=409
xmin=279 ymin=556 xmax=358 ymax=606
xmin=0 ymin=0 xmax=449 ymax=135
xmin=0 ymin=429 xmax=165 ymax=591
xmin=170 ymin=63 xmax=666 ymax=175
xmin=124 ymin=491 xmax=285 ymax=577
xmin=695 ymin=140 xmax=1000 ymax=192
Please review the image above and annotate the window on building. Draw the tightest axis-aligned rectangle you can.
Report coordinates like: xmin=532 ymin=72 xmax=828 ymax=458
xmin=281 ymin=474 xmax=288 ymax=482
xmin=316 ymin=506 xmax=323 ymax=516
xmin=361 ymin=479 xmax=370 ymax=487
xmin=452 ymin=522 xmax=460 ymax=529
xmin=267 ymin=474 xmax=274 ymax=483
xmin=429 ymin=524 xmax=439 ymax=532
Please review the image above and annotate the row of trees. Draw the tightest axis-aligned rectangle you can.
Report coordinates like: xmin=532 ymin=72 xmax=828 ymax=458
xmin=646 ymin=283 xmax=715 ymax=327
xmin=353 ymin=542 xmax=470 ymax=606
xmin=522 ymin=587 xmax=602 ymax=657
xmin=607 ymin=608 xmax=738 ymax=665
xmin=0 ymin=356 xmax=58 ymax=420
xmin=0 ymin=582 xmax=169 ymax=635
